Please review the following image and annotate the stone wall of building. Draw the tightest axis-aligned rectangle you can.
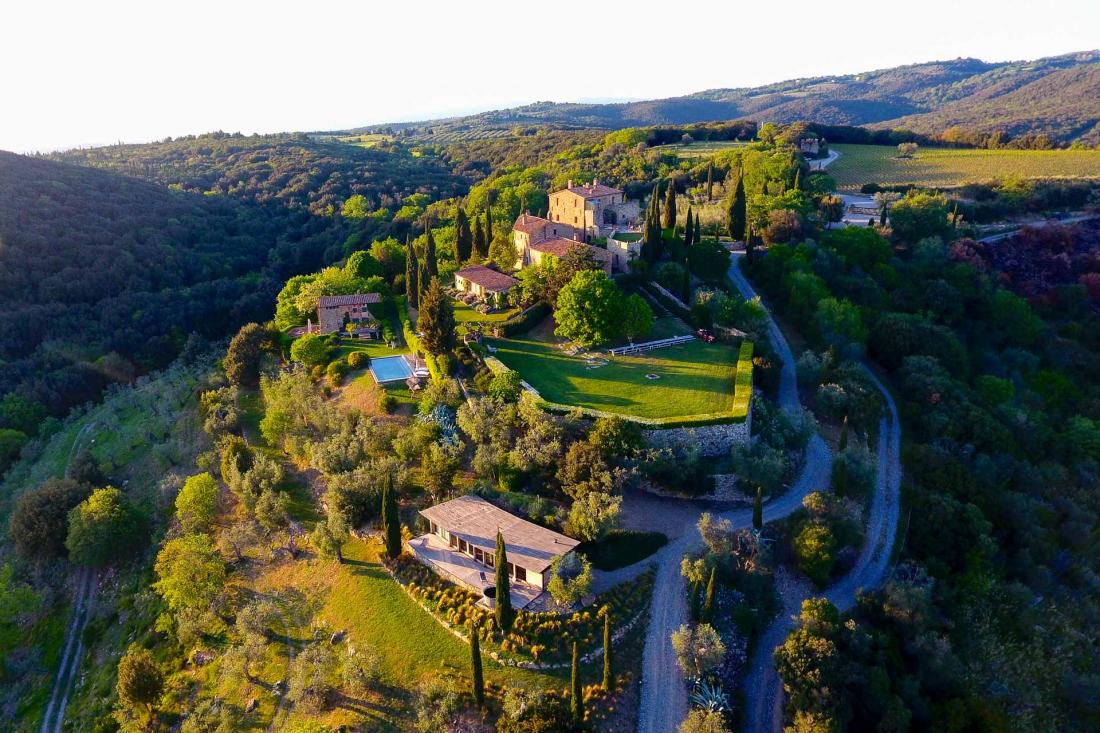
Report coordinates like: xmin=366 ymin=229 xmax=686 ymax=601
xmin=642 ymin=415 xmax=751 ymax=457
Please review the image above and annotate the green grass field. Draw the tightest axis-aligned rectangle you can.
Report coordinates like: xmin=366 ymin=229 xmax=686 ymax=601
xmin=655 ymin=140 xmax=747 ymax=158
xmin=488 ymin=333 xmax=740 ymax=420
xmin=452 ymin=298 xmax=519 ymax=328
xmin=829 ymin=144 xmax=1100 ymax=191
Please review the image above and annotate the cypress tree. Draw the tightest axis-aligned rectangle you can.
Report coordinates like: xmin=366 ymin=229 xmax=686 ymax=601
xmin=570 ymin=641 xmax=583 ymax=725
xmin=793 ymin=167 xmax=802 ymax=191
xmin=424 ymin=227 xmax=438 ymax=279
xmin=454 ymin=207 xmax=473 ymax=263
xmin=702 ymin=566 xmax=716 ymax=623
xmin=694 ymin=214 xmax=701 ymax=245
xmin=879 ymin=203 xmax=888 ymax=227
xmin=727 ymin=172 xmax=746 ymax=242
xmin=705 ymin=162 xmax=714 ymax=201
xmin=381 ymin=474 xmax=401 ymax=560
xmin=472 ymin=220 xmax=486 ymax=261
xmin=494 ymin=531 xmax=513 ymax=631
xmin=753 ymin=486 xmax=763 ymax=531
xmin=602 ymin=609 xmax=613 ymax=690
xmin=834 ymin=455 xmax=849 ymax=497
xmin=662 ymin=179 xmax=677 ymax=230
xmin=484 ymin=208 xmax=493 ymax=246
xmin=405 ymin=236 xmax=419 ymax=309
xmin=839 ymin=414 xmax=850 ymax=451
xmin=745 ymin=224 xmax=756 ymax=264
xmin=689 ymin=580 xmax=701 ymax=621
xmin=684 ymin=209 xmax=694 ymax=250
xmin=470 ymin=619 xmax=484 ymax=707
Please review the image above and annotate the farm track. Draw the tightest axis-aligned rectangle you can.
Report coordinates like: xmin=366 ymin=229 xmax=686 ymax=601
xmin=39 ymin=422 xmax=98 ymax=733
xmin=636 ymin=254 xmax=901 ymax=733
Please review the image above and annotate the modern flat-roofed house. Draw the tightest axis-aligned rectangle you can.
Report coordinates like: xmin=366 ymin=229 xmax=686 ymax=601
xmin=317 ymin=293 xmax=383 ymax=337
xmin=454 ymin=264 xmax=518 ymax=300
xmin=411 ymin=494 xmax=580 ymax=608
xmin=548 ymin=179 xmax=640 ymax=240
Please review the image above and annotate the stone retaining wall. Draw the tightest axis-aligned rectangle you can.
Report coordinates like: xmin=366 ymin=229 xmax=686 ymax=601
xmin=642 ymin=415 xmax=751 ymax=457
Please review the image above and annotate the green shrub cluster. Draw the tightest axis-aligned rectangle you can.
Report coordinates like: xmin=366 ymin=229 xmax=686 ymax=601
xmin=497 ymin=302 xmax=551 ymax=337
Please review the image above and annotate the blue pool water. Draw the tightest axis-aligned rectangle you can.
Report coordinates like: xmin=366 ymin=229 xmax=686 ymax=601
xmin=369 ymin=355 xmax=413 ymax=383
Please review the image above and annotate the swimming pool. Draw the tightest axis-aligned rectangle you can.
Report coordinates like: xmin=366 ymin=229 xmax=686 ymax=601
xmin=369 ymin=355 xmax=413 ymax=384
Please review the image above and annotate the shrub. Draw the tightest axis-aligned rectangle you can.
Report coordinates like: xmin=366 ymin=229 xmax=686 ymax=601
xmin=347 ymin=351 xmax=369 ymax=369
xmin=499 ymin=301 xmax=551 ymax=337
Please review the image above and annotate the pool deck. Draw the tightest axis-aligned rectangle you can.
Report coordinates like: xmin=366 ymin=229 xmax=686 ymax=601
xmin=368 ymin=353 xmax=426 ymax=384
xmin=408 ymin=533 xmax=544 ymax=610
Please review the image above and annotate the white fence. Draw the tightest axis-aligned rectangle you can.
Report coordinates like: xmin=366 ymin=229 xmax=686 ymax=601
xmin=608 ymin=333 xmax=695 ymax=357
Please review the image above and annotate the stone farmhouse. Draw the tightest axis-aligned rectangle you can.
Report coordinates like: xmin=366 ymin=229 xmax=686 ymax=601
xmin=454 ymin=264 xmax=518 ymax=299
xmin=317 ymin=293 xmax=383 ymax=338
xmin=511 ymin=212 xmax=614 ymax=274
xmin=548 ymin=179 xmax=640 ymax=239
xmin=410 ymin=494 xmax=580 ymax=609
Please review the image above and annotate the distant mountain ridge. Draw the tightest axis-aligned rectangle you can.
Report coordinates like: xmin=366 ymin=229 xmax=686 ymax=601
xmin=350 ymin=51 xmax=1100 ymax=145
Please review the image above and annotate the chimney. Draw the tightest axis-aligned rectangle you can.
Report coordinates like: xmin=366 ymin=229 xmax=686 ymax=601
xmin=567 ymin=179 xmax=573 ymax=189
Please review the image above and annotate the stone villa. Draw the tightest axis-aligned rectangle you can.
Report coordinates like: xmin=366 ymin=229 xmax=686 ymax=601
xmin=410 ymin=494 xmax=580 ymax=609
xmin=454 ymin=264 xmax=518 ymax=299
xmin=316 ymin=293 xmax=383 ymax=338
xmin=548 ymin=179 xmax=640 ymax=239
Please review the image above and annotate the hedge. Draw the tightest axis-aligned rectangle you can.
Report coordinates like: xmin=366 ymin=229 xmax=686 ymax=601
xmin=487 ymin=342 xmax=754 ymax=429
xmin=498 ymin=301 xmax=551 ymax=337
xmin=642 ymin=282 xmax=692 ymax=323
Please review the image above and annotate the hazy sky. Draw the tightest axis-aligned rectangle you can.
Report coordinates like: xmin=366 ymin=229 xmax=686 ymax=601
xmin=3 ymin=0 xmax=1099 ymax=153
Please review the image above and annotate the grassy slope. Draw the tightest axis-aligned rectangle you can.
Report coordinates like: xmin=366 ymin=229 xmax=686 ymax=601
xmin=654 ymin=140 xmax=747 ymax=158
xmin=829 ymin=143 xmax=1100 ymax=191
xmin=488 ymin=334 xmax=740 ymax=419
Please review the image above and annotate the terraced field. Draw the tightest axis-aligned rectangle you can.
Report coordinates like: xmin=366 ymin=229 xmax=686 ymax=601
xmin=655 ymin=140 xmax=747 ymax=158
xmin=829 ymin=143 xmax=1100 ymax=191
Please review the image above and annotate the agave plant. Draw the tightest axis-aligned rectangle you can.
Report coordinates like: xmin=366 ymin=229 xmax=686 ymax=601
xmin=689 ymin=678 xmax=729 ymax=712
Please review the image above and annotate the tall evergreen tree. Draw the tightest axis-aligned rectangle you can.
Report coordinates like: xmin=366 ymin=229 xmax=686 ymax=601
xmin=381 ymin=474 xmax=401 ymax=560
xmin=879 ymin=203 xmax=888 ymax=227
xmin=484 ymin=208 xmax=493 ymax=245
xmin=471 ymin=220 xmax=486 ymax=261
xmin=662 ymin=179 xmax=677 ymax=230
xmin=494 ymin=530 xmax=513 ymax=630
xmin=454 ymin=207 xmax=473 ymax=263
xmin=705 ymin=162 xmax=714 ymax=201
xmin=838 ymin=415 xmax=849 ymax=451
xmin=746 ymin=223 xmax=756 ymax=263
xmin=423 ymin=227 xmax=438 ymax=279
xmin=602 ymin=609 xmax=613 ymax=690
xmin=570 ymin=641 xmax=583 ymax=725
xmin=726 ymin=171 xmax=747 ymax=242
xmin=418 ymin=254 xmax=429 ymax=305
xmin=470 ymin=619 xmax=485 ymax=707
xmin=702 ymin=566 xmax=717 ymax=622
xmin=689 ymin=580 xmax=701 ymax=620
xmin=684 ymin=208 xmax=694 ymax=249
xmin=405 ymin=236 xmax=419 ymax=309
xmin=793 ymin=168 xmax=802 ymax=191
xmin=753 ymin=486 xmax=763 ymax=532
xmin=694 ymin=214 xmax=701 ymax=246
xmin=417 ymin=277 xmax=456 ymax=356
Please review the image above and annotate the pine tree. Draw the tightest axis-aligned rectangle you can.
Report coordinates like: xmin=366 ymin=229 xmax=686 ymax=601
xmin=417 ymin=277 xmax=456 ymax=355
xmin=602 ymin=609 xmax=613 ymax=690
xmin=494 ymin=531 xmax=513 ymax=631
xmin=839 ymin=415 xmax=849 ymax=451
xmin=454 ymin=207 xmax=473 ymax=263
xmin=472 ymin=220 xmax=486 ymax=261
xmin=381 ymin=474 xmax=401 ymax=560
xmin=684 ymin=209 xmax=694 ymax=250
xmin=727 ymin=171 xmax=747 ymax=242
xmin=404 ymin=236 xmax=419 ymax=309
xmin=702 ymin=566 xmax=717 ymax=622
xmin=705 ymin=162 xmax=714 ymax=201
xmin=424 ymin=227 xmax=438 ymax=279
xmin=570 ymin=641 xmax=583 ymax=725
xmin=470 ymin=619 xmax=485 ymax=707
xmin=662 ymin=179 xmax=677 ymax=229
xmin=753 ymin=486 xmax=763 ymax=532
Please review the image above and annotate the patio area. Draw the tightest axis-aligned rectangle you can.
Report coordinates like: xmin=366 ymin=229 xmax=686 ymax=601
xmin=408 ymin=533 xmax=544 ymax=610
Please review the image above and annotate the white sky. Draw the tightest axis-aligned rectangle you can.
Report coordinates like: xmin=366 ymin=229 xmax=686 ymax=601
xmin=2 ymin=0 xmax=1098 ymax=153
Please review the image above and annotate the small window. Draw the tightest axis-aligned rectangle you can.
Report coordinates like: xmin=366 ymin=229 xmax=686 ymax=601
xmin=485 ymin=553 xmax=494 ymax=568
xmin=514 ymin=565 xmax=527 ymax=582
xmin=459 ymin=539 xmax=468 ymax=554
xmin=474 ymin=548 xmax=483 ymax=563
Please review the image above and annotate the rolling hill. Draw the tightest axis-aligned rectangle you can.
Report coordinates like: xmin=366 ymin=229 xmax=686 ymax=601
xmin=351 ymin=51 xmax=1100 ymax=145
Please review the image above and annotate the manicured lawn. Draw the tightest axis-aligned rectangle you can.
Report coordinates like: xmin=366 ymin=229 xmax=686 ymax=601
xmin=580 ymin=530 xmax=668 ymax=571
xmin=337 ymin=339 xmax=407 ymax=361
xmin=452 ymin=298 xmax=518 ymax=327
xmin=655 ymin=140 xmax=748 ymax=158
xmin=488 ymin=333 xmax=741 ymax=419
xmin=829 ymin=143 xmax=1100 ymax=191
xmin=611 ymin=232 xmax=642 ymax=242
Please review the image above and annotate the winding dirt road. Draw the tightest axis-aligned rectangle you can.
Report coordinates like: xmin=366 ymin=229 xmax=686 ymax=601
xmin=636 ymin=255 xmax=901 ymax=733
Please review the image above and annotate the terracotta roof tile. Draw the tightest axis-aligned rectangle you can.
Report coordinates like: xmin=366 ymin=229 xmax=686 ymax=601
xmin=530 ymin=237 xmax=612 ymax=261
xmin=455 ymin=265 xmax=518 ymax=292
xmin=512 ymin=213 xmax=553 ymax=235
xmin=318 ymin=293 xmax=382 ymax=307
xmin=561 ymin=183 xmax=622 ymax=199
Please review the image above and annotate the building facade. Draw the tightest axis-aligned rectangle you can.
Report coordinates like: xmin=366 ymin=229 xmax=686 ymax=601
xmin=454 ymin=264 xmax=518 ymax=299
xmin=548 ymin=180 xmax=640 ymax=240
xmin=511 ymin=213 xmax=615 ymax=274
xmin=317 ymin=293 xmax=383 ymax=337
